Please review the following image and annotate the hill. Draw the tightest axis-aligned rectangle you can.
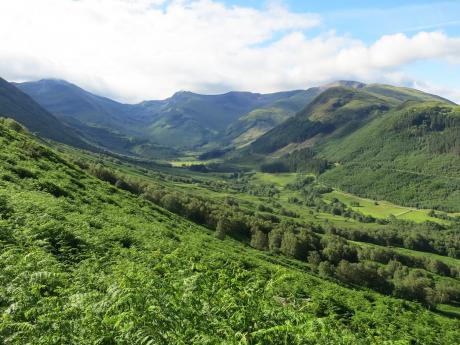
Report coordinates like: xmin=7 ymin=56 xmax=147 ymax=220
xmin=0 ymin=118 xmax=459 ymax=344
xmin=0 ymin=78 xmax=89 ymax=148
xmin=319 ymin=101 xmax=460 ymax=211
xmin=16 ymin=80 xmax=183 ymax=158
xmin=16 ymin=79 xmax=139 ymax=132
xmin=244 ymin=85 xmax=459 ymax=211
xmin=249 ymin=84 xmax=453 ymax=155
xmin=249 ymin=86 xmax=390 ymax=154
xmin=223 ymin=87 xmax=322 ymax=148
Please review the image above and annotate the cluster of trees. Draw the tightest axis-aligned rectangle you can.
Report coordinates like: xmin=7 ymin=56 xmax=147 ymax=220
xmin=321 ymin=163 xmax=460 ymax=212
xmin=269 ymin=231 xmax=460 ymax=306
xmin=390 ymin=105 xmax=460 ymax=135
xmin=326 ymin=221 xmax=459 ymax=259
xmin=260 ymin=148 xmax=330 ymax=174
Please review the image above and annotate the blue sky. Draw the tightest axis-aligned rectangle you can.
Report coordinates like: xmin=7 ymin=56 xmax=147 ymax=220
xmin=226 ymin=0 xmax=460 ymax=40
xmin=0 ymin=0 xmax=459 ymax=102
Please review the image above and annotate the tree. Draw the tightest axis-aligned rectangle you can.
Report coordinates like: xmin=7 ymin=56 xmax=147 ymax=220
xmin=318 ymin=261 xmax=335 ymax=277
xmin=215 ymin=218 xmax=229 ymax=240
xmin=393 ymin=269 xmax=435 ymax=306
xmin=250 ymin=229 xmax=268 ymax=251
xmin=307 ymin=251 xmax=321 ymax=269
xmin=280 ymin=231 xmax=309 ymax=260
xmin=268 ymin=228 xmax=283 ymax=253
xmin=161 ymin=193 xmax=184 ymax=215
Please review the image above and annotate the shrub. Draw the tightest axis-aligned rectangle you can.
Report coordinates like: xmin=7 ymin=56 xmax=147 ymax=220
xmin=35 ymin=180 xmax=69 ymax=198
xmin=250 ymin=229 xmax=269 ymax=251
xmin=0 ymin=194 xmax=12 ymax=218
xmin=11 ymin=166 xmax=36 ymax=179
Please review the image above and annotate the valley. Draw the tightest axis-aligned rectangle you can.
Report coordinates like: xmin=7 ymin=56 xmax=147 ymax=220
xmin=3 ymin=1 xmax=460 ymax=343
xmin=0 ymin=77 xmax=459 ymax=344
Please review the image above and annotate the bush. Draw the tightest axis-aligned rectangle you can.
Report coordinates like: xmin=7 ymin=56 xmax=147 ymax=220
xmin=35 ymin=180 xmax=69 ymax=198
xmin=11 ymin=166 xmax=36 ymax=179
xmin=250 ymin=229 xmax=269 ymax=250
xmin=0 ymin=118 xmax=26 ymax=132
xmin=89 ymin=164 xmax=117 ymax=184
xmin=0 ymin=194 xmax=12 ymax=218
xmin=318 ymin=261 xmax=335 ymax=277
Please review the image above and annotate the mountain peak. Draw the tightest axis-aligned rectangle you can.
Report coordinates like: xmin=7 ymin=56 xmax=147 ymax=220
xmin=323 ymin=80 xmax=366 ymax=90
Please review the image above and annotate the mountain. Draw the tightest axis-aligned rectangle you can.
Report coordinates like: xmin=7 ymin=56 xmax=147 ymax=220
xmin=16 ymin=79 xmax=139 ymax=132
xmin=249 ymin=86 xmax=390 ymax=154
xmin=16 ymin=79 xmax=178 ymax=157
xmin=17 ymin=80 xmax=325 ymax=150
xmin=243 ymin=84 xmax=459 ymax=211
xmin=249 ymin=84 xmax=454 ymax=155
xmin=114 ymin=89 xmax=327 ymax=149
xmin=223 ymin=88 xmax=322 ymax=148
xmin=318 ymin=100 xmax=460 ymax=211
xmin=0 ymin=77 xmax=89 ymax=148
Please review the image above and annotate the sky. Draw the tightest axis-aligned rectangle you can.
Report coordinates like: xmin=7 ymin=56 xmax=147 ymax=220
xmin=0 ymin=0 xmax=459 ymax=103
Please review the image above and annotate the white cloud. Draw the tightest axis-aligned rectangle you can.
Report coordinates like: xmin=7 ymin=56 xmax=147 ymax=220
xmin=0 ymin=0 xmax=459 ymax=102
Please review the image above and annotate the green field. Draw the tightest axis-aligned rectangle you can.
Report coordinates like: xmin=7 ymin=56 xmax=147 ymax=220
xmin=250 ymin=173 xmax=452 ymax=225
xmin=324 ymin=190 xmax=450 ymax=224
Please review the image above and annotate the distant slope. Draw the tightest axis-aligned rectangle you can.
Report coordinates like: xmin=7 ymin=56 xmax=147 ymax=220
xmin=364 ymin=83 xmax=455 ymax=104
xmin=0 ymin=77 xmax=89 ymax=148
xmin=16 ymin=79 xmax=178 ymax=158
xmin=249 ymin=87 xmax=390 ymax=154
xmin=223 ymin=88 xmax=322 ymax=148
xmin=241 ymin=85 xmax=459 ymax=211
xmin=319 ymin=101 xmax=460 ymax=211
xmin=249 ymin=84 xmax=454 ymax=155
xmin=135 ymin=90 xmax=323 ymax=148
xmin=16 ymin=79 xmax=140 ymax=132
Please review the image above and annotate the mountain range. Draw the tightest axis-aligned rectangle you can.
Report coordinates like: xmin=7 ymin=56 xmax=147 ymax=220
xmin=15 ymin=79 xmax=321 ymax=152
xmin=1 ymin=76 xmax=459 ymax=210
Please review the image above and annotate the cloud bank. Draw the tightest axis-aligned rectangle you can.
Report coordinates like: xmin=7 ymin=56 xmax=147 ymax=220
xmin=0 ymin=0 xmax=459 ymax=102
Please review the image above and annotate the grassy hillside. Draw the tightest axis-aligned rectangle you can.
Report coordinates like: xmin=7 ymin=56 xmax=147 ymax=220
xmin=224 ymin=88 xmax=322 ymax=147
xmin=1 ymin=119 xmax=459 ymax=343
xmin=249 ymin=87 xmax=390 ymax=154
xmin=363 ymin=84 xmax=455 ymax=104
xmin=0 ymin=78 xmax=89 ymax=148
xmin=242 ymin=85 xmax=459 ymax=211
xmin=319 ymin=101 xmax=460 ymax=211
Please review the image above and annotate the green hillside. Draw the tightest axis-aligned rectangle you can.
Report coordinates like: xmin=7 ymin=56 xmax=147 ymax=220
xmin=1 ymin=117 xmax=459 ymax=343
xmin=319 ymin=101 xmax=460 ymax=211
xmin=0 ymin=78 xmax=89 ymax=149
xmin=224 ymin=88 xmax=322 ymax=147
xmin=249 ymin=87 xmax=390 ymax=154
xmin=243 ymin=85 xmax=459 ymax=211
xmin=363 ymin=84 xmax=455 ymax=104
